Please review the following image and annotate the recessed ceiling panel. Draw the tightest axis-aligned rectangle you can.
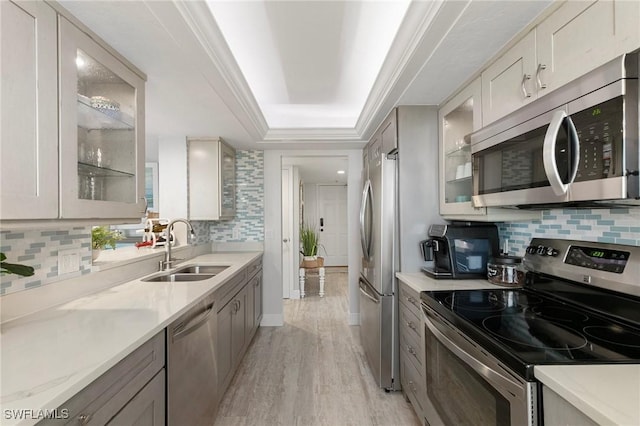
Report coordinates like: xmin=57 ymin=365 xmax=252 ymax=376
xmin=207 ymin=0 xmax=410 ymax=129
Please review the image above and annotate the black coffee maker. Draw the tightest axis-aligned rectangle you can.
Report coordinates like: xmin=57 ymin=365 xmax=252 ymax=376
xmin=420 ymin=223 xmax=499 ymax=279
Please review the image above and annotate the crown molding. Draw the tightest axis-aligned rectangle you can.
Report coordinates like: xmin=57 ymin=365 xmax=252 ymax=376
xmin=355 ymin=0 xmax=446 ymax=139
xmin=171 ymin=1 xmax=269 ymax=140
xmin=264 ymin=127 xmax=362 ymax=142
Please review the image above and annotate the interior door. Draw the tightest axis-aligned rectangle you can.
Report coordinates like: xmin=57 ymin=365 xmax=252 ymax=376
xmin=317 ymin=184 xmax=348 ymax=266
xmin=281 ymin=167 xmax=292 ymax=298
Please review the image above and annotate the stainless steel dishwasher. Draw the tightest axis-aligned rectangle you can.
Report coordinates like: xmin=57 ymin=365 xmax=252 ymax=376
xmin=167 ymin=292 xmax=217 ymax=426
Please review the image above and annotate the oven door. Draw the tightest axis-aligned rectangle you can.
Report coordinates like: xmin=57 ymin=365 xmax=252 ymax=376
xmin=422 ymin=304 xmax=538 ymax=426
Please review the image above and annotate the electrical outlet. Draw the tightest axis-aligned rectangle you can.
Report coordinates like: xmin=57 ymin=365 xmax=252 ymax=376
xmin=232 ymin=227 xmax=241 ymax=240
xmin=58 ymin=249 xmax=81 ymax=275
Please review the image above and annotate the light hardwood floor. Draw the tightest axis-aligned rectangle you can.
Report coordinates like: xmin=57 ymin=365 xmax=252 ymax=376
xmin=214 ymin=268 xmax=421 ymax=426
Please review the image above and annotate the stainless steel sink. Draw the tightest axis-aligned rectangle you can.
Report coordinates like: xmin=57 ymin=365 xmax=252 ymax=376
xmin=142 ymin=273 xmax=215 ymax=282
xmin=173 ymin=265 xmax=230 ymax=275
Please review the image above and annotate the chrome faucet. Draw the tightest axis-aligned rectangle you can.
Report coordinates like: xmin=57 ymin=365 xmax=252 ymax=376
xmin=160 ymin=218 xmax=196 ymax=271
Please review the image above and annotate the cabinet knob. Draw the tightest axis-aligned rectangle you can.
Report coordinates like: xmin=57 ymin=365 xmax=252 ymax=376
xmin=407 ymin=296 xmax=416 ymax=304
xmin=407 ymin=345 xmax=416 ymax=355
xmin=407 ymin=321 xmax=416 ymax=330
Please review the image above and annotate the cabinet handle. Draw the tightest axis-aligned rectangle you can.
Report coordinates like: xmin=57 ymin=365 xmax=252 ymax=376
xmin=407 ymin=321 xmax=416 ymax=330
xmin=407 ymin=345 xmax=416 ymax=355
xmin=408 ymin=380 xmax=417 ymax=392
xmin=140 ymin=197 xmax=148 ymax=214
xmin=407 ymin=296 xmax=416 ymax=304
xmin=536 ymin=63 xmax=547 ymax=90
xmin=77 ymin=413 xmax=92 ymax=425
xmin=521 ymin=74 xmax=532 ymax=98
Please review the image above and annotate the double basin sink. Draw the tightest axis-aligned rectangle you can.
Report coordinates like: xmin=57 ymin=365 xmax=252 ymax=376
xmin=142 ymin=264 xmax=230 ymax=282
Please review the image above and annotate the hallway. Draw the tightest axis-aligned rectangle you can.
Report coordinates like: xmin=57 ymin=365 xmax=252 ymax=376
xmin=214 ymin=268 xmax=420 ymax=425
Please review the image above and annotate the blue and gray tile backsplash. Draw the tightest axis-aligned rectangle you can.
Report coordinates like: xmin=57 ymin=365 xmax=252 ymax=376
xmin=0 ymin=150 xmax=265 ymax=297
xmin=498 ymin=207 xmax=640 ymax=256
xmin=1 ymin=227 xmax=92 ymax=295
xmin=208 ymin=150 xmax=264 ymax=242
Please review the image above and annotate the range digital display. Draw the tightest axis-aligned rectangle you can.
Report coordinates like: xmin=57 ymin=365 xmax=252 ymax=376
xmin=565 ymin=245 xmax=630 ymax=273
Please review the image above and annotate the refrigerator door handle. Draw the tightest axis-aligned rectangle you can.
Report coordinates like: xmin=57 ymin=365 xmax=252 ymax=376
xmin=359 ymin=180 xmax=373 ymax=258
xmin=359 ymin=278 xmax=380 ymax=304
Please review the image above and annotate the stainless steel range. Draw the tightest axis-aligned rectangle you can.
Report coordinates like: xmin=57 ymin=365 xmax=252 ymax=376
xmin=420 ymin=238 xmax=640 ymax=425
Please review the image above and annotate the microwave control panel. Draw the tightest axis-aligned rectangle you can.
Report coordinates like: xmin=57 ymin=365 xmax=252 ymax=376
xmin=572 ymin=96 xmax=624 ymax=181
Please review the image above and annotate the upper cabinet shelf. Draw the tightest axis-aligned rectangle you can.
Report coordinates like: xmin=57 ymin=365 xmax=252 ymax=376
xmin=77 ymin=95 xmax=134 ymax=130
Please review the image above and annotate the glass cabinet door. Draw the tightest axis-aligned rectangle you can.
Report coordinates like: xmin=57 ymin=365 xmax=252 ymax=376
xmin=439 ymin=78 xmax=484 ymax=217
xmin=220 ymin=143 xmax=236 ymax=218
xmin=59 ymin=17 xmax=145 ymax=219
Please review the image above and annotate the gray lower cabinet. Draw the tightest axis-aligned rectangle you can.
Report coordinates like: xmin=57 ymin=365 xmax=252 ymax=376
xmin=106 ymin=370 xmax=165 ymax=426
xmin=398 ymin=280 xmax=426 ymax=423
xmin=215 ymin=257 xmax=263 ymax=399
xmin=38 ymin=331 xmax=165 ymax=425
xmin=543 ymin=386 xmax=598 ymax=426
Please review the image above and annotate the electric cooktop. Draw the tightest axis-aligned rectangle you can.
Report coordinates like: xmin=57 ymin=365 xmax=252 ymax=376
xmin=420 ymin=238 xmax=640 ymax=381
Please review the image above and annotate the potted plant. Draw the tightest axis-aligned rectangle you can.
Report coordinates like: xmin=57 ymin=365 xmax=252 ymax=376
xmin=1 ymin=253 xmax=34 ymax=277
xmin=299 ymin=224 xmax=323 ymax=268
xmin=91 ymin=226 xmax=123 ymax=261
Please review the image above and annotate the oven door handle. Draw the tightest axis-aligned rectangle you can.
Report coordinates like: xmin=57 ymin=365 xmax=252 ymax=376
xmin=423 ymin=308 xmax=524 ymax=398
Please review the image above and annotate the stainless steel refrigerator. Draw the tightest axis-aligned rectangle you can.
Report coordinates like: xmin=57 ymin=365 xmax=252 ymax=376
xmin=358 ymin=106 xmax=440 ymax=391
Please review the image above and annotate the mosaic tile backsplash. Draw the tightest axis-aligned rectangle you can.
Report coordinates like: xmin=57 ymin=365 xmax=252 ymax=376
xmin=1 ymin=227 xmax=92 ymax=295
xmin=209 ymin=150 xmax=264 ymax=242
xmin=498 ymin=207 xmax=640 ymax=256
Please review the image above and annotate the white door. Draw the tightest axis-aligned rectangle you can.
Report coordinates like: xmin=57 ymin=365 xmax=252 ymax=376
xmin=282 ymin=167 xmax=293 ymax=299
xmin=317 ymin=185 xmax=348 ymax=266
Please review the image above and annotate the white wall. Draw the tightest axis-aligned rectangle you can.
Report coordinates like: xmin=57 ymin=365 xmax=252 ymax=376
xmin=158 ymin=137 xmax=193 ymax=245
xmin=158 ymin=137 xmax=187 ymax=220
xmin=264 ymin=149 xmax=363 ymax=326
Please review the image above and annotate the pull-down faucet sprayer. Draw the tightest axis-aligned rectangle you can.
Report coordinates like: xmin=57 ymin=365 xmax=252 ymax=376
xmin=159 ymin=218 xmax=195 ymax=271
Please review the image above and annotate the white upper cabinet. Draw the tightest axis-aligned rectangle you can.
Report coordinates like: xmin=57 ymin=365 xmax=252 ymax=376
xmin=1 ymin=2 xmax=146 ymax=222
xmin=481 ymin=31 xmax=537 ymax=126
xmin=187 ymin=137 xmax=236 ymax=221
xmin=482 ymin=0 xmax=640 ymax=126
xmin=0 ymin=1 xmax=58 ymax=219
xmin=536 ymin=0 xmax=640 ymax=93
xmin=59 ymin=17 xmax=146 ymax=219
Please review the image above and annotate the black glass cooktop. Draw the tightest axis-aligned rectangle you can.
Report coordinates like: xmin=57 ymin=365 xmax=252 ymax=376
xmin=421 ymin=277 xmax=640 ymax=380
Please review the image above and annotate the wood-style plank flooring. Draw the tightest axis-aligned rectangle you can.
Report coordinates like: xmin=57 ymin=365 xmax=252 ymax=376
xmin=214 ymin=268 xmax=421 ymax=426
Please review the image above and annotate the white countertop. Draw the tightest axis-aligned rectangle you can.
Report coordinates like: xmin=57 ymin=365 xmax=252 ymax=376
xmin=535 ymin=365 xmax=640 ymax=425
xmin=0 ymin=252 xmax=261 ymax=426
xmin=396 ymin=271 xmax=507 ymax=293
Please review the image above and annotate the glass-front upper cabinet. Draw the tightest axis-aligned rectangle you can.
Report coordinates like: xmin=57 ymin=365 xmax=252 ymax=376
xmin=220 ymin=142 xmax=236 ymax=218
xmin=439 ymin=78 xmax=484 ymax=217
xmin=59 ymin=17 xmax=146 ymax=219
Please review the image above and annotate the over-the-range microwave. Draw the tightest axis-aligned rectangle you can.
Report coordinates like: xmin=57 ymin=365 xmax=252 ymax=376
xmin=471 ymin=51 xmax=639 ymax=209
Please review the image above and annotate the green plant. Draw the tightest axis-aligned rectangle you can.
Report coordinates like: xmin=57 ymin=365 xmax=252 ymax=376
xmin=1 ymin=253 xmax=35 ymax=276
xmin=299 ymin=224 xmax=319 ymax=256
xmin=92 ymin=226 xmax=123 ymax=250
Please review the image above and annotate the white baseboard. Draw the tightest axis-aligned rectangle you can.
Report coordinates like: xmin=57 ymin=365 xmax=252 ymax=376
xmin=348 ymin=312 xmax=360 ymax=325
xmin=260 ymin=314 xmax=284 ymax=327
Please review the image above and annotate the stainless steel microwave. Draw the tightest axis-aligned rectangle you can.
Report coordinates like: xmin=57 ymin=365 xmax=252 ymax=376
xmin=471 ymin=51 xmax=639 ymax=208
